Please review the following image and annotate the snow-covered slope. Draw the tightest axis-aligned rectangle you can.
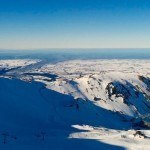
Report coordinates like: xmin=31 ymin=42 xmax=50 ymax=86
xmin=0 ymin=59 xmax=150 ymax=150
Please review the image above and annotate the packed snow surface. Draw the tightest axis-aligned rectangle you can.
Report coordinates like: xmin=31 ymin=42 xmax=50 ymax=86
xmin=0 ymin=59 xmax=150 ymax=150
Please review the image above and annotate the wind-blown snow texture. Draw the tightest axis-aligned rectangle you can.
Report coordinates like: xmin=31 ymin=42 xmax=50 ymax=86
xmin=0 ymin=59 xmax=150 ymax=150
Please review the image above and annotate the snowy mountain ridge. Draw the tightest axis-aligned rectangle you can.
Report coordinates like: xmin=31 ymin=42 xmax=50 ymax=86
xmin=0 ymin=59 xmax=150 ymax=150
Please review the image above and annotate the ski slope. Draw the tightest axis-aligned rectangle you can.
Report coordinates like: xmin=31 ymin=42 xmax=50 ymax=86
xmin=0 ymin=59 xmax=150 ymax=150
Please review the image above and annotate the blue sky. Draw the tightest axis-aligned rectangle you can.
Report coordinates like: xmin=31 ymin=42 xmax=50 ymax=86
xmin=0 ymin=0 xmax=150 ymax=49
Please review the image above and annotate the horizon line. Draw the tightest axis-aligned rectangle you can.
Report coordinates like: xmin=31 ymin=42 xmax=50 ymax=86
xmin=1 ymin=48 xmax=150 ymax=51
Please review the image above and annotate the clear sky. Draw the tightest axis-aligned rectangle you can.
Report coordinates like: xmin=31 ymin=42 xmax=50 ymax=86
xmin=0 ymin=0 xmax=150 ymax=49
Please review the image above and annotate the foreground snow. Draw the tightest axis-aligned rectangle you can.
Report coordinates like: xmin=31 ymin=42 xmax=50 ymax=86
xmin=0 ymin=59 xmax=150 ymax=150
